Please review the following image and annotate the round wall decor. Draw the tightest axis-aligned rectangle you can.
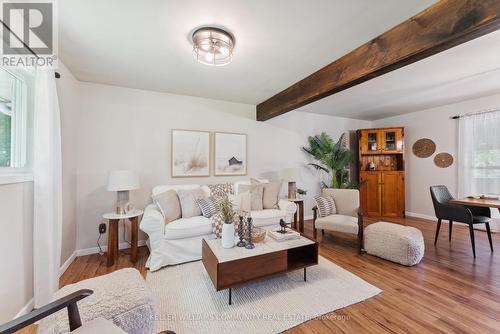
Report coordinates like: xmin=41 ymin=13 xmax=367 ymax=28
xmin=434 ymin=152 xmax=454 ymax=168
xmin=412 ymin=138 xmax=436 ymax=158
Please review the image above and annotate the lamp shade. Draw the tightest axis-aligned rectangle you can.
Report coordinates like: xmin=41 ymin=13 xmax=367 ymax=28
xmin=281 ymin=168 xmax=299 ymax=182
xmin=107 ymin=170 xmax=140 ymax=191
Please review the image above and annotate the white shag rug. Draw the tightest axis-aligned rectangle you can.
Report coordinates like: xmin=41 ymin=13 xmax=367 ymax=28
xmin=146 ymin=256 xmax=381 ymax=334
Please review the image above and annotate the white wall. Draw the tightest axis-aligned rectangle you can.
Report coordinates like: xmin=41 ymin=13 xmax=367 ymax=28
xmin=75 ymin=82 xmax=370 ymax=250
xmin=0 ymin=182 xmax=34 ymax=322
xmin=57 ymin=62 xmax=79 ymax=265
xmin=374 ymin=93 xmax=500 ymax=219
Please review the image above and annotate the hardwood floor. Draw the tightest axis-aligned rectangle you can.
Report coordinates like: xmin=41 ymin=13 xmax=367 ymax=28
xmin=18 ymin=216 xmax=500 ymax=333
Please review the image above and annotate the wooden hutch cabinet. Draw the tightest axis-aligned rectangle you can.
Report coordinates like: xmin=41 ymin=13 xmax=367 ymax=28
xmin=357 ymin=127 xmax=405 ymax=218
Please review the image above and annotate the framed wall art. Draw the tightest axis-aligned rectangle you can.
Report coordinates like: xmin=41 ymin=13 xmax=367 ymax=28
xmin=214 ymin=132 xmax=247 ymax=176
xmin=171 ymin=129 xmax=210 ymax=177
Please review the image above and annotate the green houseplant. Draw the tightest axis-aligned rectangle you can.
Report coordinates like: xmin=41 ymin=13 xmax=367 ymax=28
xmin=219 ymin=195 xmax=236 ymax=248
xmin=303 ymin=132 xmax=356 ymax=189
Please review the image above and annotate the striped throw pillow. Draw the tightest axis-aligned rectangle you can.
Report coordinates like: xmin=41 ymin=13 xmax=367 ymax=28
xmin=197 ymin=196 xmax=219 ymax=218
xmin=314 ymin=195 xmax=337 ymax=217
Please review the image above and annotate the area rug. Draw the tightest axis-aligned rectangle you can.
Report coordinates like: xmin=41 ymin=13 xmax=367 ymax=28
xmin=146 ymin=256 xmax=381 ymax=334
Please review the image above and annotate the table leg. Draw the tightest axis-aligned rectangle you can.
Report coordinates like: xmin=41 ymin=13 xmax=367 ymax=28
xmin=107 ymin=219 xmax=119 ymax=267
xmin=229 ymin=288 xmax=232 ymax=305
xmin=293 ymin=208 xmax=298 ymax=230
xmin=298 ymin=202 xmax=304 ymax=233
xmin=304 ymin=267 xmax=307 ymax=282
xmin=130 ymin=217 xmax=138 ymax=263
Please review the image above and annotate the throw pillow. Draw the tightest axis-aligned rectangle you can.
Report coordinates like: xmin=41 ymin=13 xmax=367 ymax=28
xmin=208 ymin=183 xmax=235 ymax=197
xmin=238 ymin=183 xmax=264 ymax=211
xmin=197 ymin=196 xmax=219 ymax=218
xmin=152 ymin=189 xmax=181 ymax=224
xmin=314 ymin=195 xmax=337 ymax=217
xmin=239 ymin=191 xmax=252 ymax=212
xmin=177 ymin=188 xmax=207 ymax=218
xmin=211 ymin=212 xmax=240 ymax=239
xmin=262 ymin=181 xmax=282 ymax=209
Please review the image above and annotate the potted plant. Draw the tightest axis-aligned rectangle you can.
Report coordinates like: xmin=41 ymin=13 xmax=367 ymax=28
xmin=219 ymin=195 xmax=236 ymax=248
xmin=303 ymin=132 xmax=357 ymax=189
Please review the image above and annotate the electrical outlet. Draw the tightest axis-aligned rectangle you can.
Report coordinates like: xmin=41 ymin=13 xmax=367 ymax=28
xmin=99 ymin=223 xmax=106 ymax=234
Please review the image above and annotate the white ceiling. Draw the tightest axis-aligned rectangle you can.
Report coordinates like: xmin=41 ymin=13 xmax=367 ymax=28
xmin=295 ymin=29 xmax=500 ymax=120
xmin=58 ymin=0 xmax=435 ymax=105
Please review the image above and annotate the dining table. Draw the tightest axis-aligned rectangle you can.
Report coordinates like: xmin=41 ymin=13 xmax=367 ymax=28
xmin=449 ymin=196 xmax=500 ymax=210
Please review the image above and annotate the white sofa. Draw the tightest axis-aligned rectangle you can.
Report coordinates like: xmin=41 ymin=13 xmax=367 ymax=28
xmin=140 ymin=180 xmax=296 ymax=271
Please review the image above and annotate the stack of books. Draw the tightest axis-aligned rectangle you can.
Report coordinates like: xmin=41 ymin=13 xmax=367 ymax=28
xmin=268 ymin=229 xmax=301 ymax=242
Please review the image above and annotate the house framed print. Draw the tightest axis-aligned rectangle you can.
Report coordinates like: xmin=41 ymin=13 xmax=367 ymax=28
xmin=214 ymin=132 xmax=247 ymax=176
xmin=171 ymin=129 xmax=211 ymax=177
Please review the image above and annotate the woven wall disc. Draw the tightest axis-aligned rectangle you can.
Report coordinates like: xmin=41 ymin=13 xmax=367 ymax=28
xmin=434 ymin=152 xmax=454 ymax=168
xmin=412 ymin=138 xmax=436 ymax=158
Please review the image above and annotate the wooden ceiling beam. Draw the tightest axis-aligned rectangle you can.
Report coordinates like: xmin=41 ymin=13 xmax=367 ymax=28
xmin=256 ymin=0 xmax=500 ymax=121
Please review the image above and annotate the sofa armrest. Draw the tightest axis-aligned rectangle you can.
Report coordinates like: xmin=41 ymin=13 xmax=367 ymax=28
xmin=139 ymin=204 xmax=164 ymax=236
xmin=278 ymin=199 xmax=297 ymax=216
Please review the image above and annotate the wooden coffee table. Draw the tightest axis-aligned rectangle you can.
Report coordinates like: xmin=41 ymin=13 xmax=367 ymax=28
xmin=202 ymin=234 xmax=318 ymax=305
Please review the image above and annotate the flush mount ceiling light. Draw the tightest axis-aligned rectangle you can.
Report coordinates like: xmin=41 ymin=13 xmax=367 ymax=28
xmin=192 ymin=27 xmax=234 ymax=66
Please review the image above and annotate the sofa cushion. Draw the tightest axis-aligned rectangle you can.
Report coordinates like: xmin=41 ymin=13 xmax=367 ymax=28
xmin=164 ymin=216 xmax=212 ymax=240
xmin=197 ymin=196 xmax=219 ymax=218
xmin=72 ymin=318 xmax=127 ymax=334
xmin=152 ymin=189 xmax=181 ymax=224
xmin=315 ymin=214 xmax=358 ymax=234
xmin=238 ymin=183 xmax=264 ymax=210
xmin=262 ymin=181 xmax=282 ymax=209
xmin=177 ymin=187 xmax=207 ymax=218
xmin=250 ymin=209 xmax=286 ymax=227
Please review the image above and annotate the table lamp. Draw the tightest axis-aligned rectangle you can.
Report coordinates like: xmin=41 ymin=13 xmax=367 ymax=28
xmin=107 ymin=170 xmax=140 ymax=214
xmin=281 ymin=168 xmax=299 ymax=199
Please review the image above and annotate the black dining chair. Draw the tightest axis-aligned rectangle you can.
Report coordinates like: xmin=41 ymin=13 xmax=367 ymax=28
xmin=430 ymin=185 xmax=493 ymax=257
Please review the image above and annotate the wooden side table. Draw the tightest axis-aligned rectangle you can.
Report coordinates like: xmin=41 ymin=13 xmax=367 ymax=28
xmin=103 ymin=210 xmax=143 ymax=267
xmin=289 ymin=198 xmax=305 ymax=233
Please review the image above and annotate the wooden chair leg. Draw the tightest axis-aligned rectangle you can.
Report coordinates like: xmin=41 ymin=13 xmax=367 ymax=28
xmin=358 ymin=231 xmax=363 ymax=255
xmin=434 ymin=219 xmax=442 ymax=245
xmin=468 ymin=224 xmax=476 ymax=258
xmin=321 ymin=229 xmax=325 ymax=238
xmin=448 ymin=220 xmax=453 ymax=242
xmin=486 ymin=223 xmax=494 ymax=252
xmin=313 ymin=226 xmax=317 ymax=240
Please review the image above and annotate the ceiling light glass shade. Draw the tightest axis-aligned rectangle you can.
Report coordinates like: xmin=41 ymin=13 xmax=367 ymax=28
xmin=192 ymin=27 xmax=234 ymax=66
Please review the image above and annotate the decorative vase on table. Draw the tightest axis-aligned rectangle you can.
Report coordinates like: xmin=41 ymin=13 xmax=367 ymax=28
xmin=221 ymin=222 xmax=235 ymax=248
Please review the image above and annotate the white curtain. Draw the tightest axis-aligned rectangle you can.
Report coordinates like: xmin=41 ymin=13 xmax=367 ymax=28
xmin=33 ymin=68 xmax=63 ymax=307
xmin=458 ymin=109 xmax=500 ymax=230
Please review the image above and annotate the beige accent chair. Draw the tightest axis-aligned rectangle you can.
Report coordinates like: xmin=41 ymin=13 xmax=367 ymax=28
xmin=312 ymin=188 xmax=364 ymax=254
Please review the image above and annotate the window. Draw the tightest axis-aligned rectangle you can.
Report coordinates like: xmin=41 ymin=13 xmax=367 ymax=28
xmin=0 ymin=68 xmax=28 ymax=169
xmin=458 ymin=110 xmax=500 ymax=196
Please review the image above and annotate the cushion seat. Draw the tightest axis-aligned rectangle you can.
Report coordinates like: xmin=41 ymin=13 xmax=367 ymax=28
xmin=164 ymin=216 xmax=212 ymax=240
xmin=72 ymin=318 xmax=126 ymax=334
xmin=473 ymin=215 xmax=491 ymax=224
xmin=250 ymin=209 xmax=286 ymax=227
xmin=315 ymin=214 xmax=359 ymax=234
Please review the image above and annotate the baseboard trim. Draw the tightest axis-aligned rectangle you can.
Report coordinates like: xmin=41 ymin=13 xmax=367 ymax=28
xmin=76 ymin=240 xmax=147 ymax=257
xmin=405 ymin=211 xmax=436 ymax=221
xmin=14 ymin=298 xmax=34 ymax=319
xmin=59 ymin=251 xmax=77 ymax=277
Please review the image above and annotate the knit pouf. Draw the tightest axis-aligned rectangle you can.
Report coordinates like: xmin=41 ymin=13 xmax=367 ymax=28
xmin=364 ymin=222 xmax=424 ymax=266
xmin=37 ymin=268 xmax=156 ymax=334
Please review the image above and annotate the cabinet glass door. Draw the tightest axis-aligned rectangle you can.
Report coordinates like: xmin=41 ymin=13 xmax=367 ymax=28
xmin=367 ymin=132 xmax=378 ymax=152
xmin=385 ymin=131 xmax=396 ymax=151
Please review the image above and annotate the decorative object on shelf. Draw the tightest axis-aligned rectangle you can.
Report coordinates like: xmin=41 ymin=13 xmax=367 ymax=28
xmin=237 ymin=215 xmax=246 ymax=247
xmin=107 ymin=170 xmax=140 ymax=214
xmin=434 ymin=152 xmax=454 ymax=168
xmin=191 ymin=26 xmax=234 ymax=66
xmin=303 ymin=132 xmax=355 ymax=189
xmin=281 ymin=167 xmax=299 ymax=199
xmin=278 ymin=218 xmax=291 ymax=234
xmin=171 ymin=129 xmax=210 ymax=177
xmin=214 ymin=132 xmax=247 ymax=176
xmin=245 ymin=217 xmax=255 ymax=249
xmin=368 ymin=161 xmax=376 ymax=171
xmin=297 ymin=188 xmax=307 ymax=197
xmin=412 ymin=138 xmax=436 ymax=158
xmin=219 ymin=195 xmax=236 ymax=248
